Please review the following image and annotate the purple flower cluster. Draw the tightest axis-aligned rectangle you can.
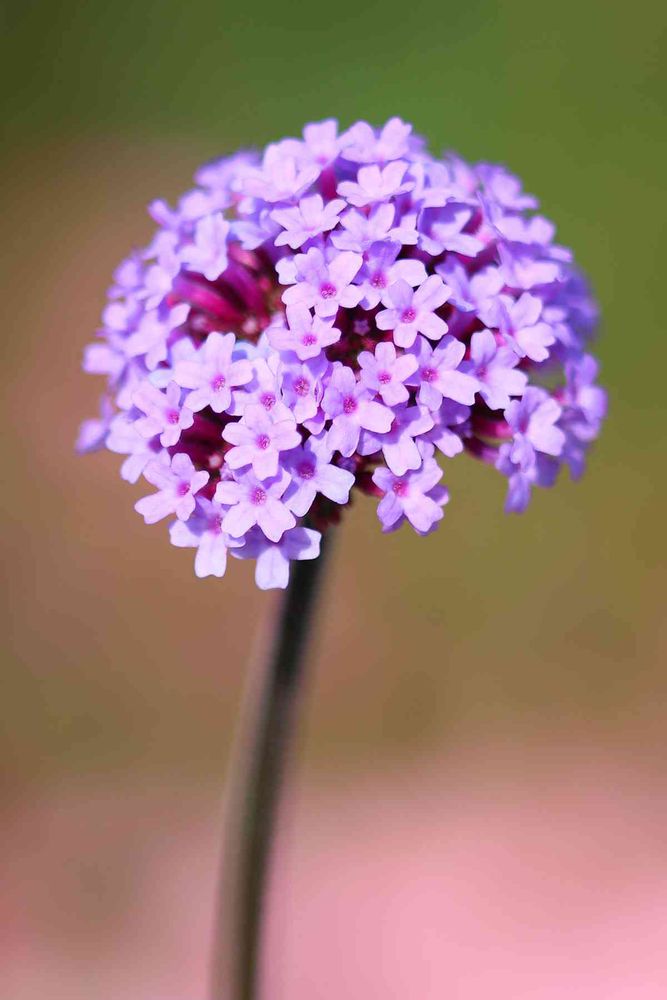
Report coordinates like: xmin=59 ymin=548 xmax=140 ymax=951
xmin=79 ymin=118 xmax=606 ymax=589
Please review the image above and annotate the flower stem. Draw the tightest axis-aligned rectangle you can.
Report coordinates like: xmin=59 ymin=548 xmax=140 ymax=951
xmin=211 ymin=533 xmax=333 ymax=1000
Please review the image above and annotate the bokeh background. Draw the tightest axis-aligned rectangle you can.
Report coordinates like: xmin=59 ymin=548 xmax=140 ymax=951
xmin=2 ymin=1 xmax=666 ymax=997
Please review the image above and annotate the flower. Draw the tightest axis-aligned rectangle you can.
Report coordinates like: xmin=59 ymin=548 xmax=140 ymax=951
xmin=337 ymin=161 xmax=413 ymax=207
xmin=357 ymin=341 xmax=418 ymax=406
xmin=172 ymin=332 xmax=253 ymax=414
xmin=462 ymin=329 xmax=527 ymax=411
xmin=480 ymin=292 xmax=555 ymax=362
xmin=133 ymin=380 xmax=194 ymax=447
xmin=267 ymin=305 xmax=341 ymax=361
xmin=284 ymin=437 xmax=356 ymax=516
xmin=180 ymin=213 xmax=230 ymax=281
xmin=360 ymin=403 xmax=434 ymax=476
xmin=271 ymin=194 xmax=346 ymax=249
xmin=80 ymin=118 xmax=606 ymax=588
xmin=353 ymin=242 xmax=426 ymax=310
xmin=376 ymin=275 xmax=451 ymax=348
xmin=222 ymin=404 xmax=301 ymax=480
xmin=233 ymin=526 xmax=321 ymax=590
xmin=277 ymin=247 xmax=363 ymax=317
xmin=135 ymin=454 xmax=209 ymax=524
xmin=408 ymin=335 xmax=480 ymax=410
xmin=322 ymin=364 xmax=393 ymax=457
xmin=169 ymin=498 xmax=241 ymax=578
xmin=372 ymin=452 xmax=449 ymax=534
xmin=215 ymin=470 xmax=295 ymax=542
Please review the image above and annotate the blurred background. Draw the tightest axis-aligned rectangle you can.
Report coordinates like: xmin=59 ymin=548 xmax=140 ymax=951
xmin=1 ymin=1 xmax=666 ymax=997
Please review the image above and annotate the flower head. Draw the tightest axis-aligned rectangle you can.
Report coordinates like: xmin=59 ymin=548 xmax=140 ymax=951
xmin=80 ymin=118 xmax=606 ymax=587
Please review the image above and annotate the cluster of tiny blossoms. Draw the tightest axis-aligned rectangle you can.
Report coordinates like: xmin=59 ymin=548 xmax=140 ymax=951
xmin=79 ymin=118 xmax=606 ymax=589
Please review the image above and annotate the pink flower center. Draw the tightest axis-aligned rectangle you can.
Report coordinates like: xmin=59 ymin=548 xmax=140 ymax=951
xmin=211 ymin=374 xmax=226 ymax=391
xmin=302 ymin=333 xmax=317 ymax=347
xmin=343 ymin=395 xmax=357 ymax=414
xmin=293 ymin=376 xmax=310 ymax=397
xmin=392 ymin=479 xmax=408 ymax=497
xmin=297 ymin=460 xmax=315 ymax=480
xmin=378 ymin=370 xmax=392 ymax=384
xmin=370 ymin=271 xmax=387 ymax=289
xmin=166 ymin=409 xmax=180 ymax=424
xmin=320 ymin=282 xmax=337 ymax=300
xmin=256 ymin=433 xmax=271 ymax=450
xmin=251 ymin=487 xmax=267 ymax=505
xmin=422 ymin=366 xmax=438 ymax=383
xmin=260 ymin=392 xmax=276 ymax=410
xmin=400 ymin=307 xmax=417 ymax=324
xmin=176 ymin=481 xmax=190 ymax=497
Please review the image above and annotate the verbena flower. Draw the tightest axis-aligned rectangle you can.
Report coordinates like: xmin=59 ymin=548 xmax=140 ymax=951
xmin=79 ymin=118 xmax=606 ymax=589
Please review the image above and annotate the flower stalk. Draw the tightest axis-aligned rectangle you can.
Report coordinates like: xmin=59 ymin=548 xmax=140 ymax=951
xmin=211 ymin=532 xmax=333 ymax=1000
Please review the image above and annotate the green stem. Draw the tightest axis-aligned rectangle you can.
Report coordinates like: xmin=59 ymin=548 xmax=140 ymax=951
xmin=211 ymin=533 xmax=333 ymax=1000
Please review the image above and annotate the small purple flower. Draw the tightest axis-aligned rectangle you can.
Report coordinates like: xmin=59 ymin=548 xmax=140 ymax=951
xmin=408 ymin=336 xmax=479 ymax=409
xmin=135 ymin=453 xmax=209 ymax=524
xmin=125 ymin=303 xmax=189 ymax=371
xmin=562 ymin=354 xmax=608 ymax=437
xmin=172 ymin=332 xmax=253 ymax=414
xmin=278 ymin=247 xmax=363 ymax=317
xmin=376 ymin=275 xmax=451 ymax=348
xmin=493 ymin=212 xmax=556 ymax=247
xmin=233 ymin=209 xmax=281 ymax=251
xmin=243 ymin=149 xmax=320 ymax=203
xmin=298 ymin=119 xmax=340 ymax=167
xmin=477 ymin=164 xmax=537 ymax=211
xmin=337 ymin=161 xmax=413 ymax=207
xmin=280 ymin=355 xmax=328 ymax=426
xmin=331 ymin=204 xmax=417 ymax=254
xmin=271 ymin=194 xmax=346 ymax=249
xmin=357 ymin=341 xmax=418 ymax=406
xmin=497 ymin=446 xmax=559 ymax=513
xmin=481 ymin=292 xmax=555 ymax=362
xmin=233 ymin=526 xmax=321 ymax=590
xmin=497 ymin=243 xmax=561 ymax=291
xmin=360 ymin=403 xmax=433 ymax=476
xmin=341 ymin=117 xmax=413 ymax=164
xmin=215 ymin=470 xmax=296 ymax=542
xmin=418 ymin=203 xmax=483 ymax=257
xmin=426 ymin=400 xmax=469 ymax=458
xmin=133 ymin=380 xmax=194 ymax=447
xmin=558 ymin=355 xmax=608 ymax=479
xmin=169 ymin=498 xmax=241 ymax=578
xmin=76 ymin=397 xmax=114 ymax=454
xmin=435 ymin=259 xmax=504 ymax=313
xmin=106 ymin=413 xmax=162 ymax=483
xmin=229 ymin=355 xmax=282 ymax=416
xmin=284 ymin=437 xmax=355 ymax=516
xmin=504 ymin=387 xmax=565 ymax=471
xmin=354 ymin=243 xmax=427 ymax=310
xmin=180 ymin=212 xmax=230 ymax=281
xmin=322 ymin=365 xmax=393 ymax=456
xmin=462 ymin=329 xmax=528 ymax=411
xmin=373 ymin=455 xmax=448 ymax=534
xmin=267 ymin=305 xmax=341 ymax=360
xmin=142 ymin=243 xmax=180 ymax=309
xmin=222 ymin=404 xmax=302 ymax=479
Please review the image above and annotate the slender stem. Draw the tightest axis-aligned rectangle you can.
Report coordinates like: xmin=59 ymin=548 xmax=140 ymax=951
xmin=211 ymin=532 xmax=333 ymax=1000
